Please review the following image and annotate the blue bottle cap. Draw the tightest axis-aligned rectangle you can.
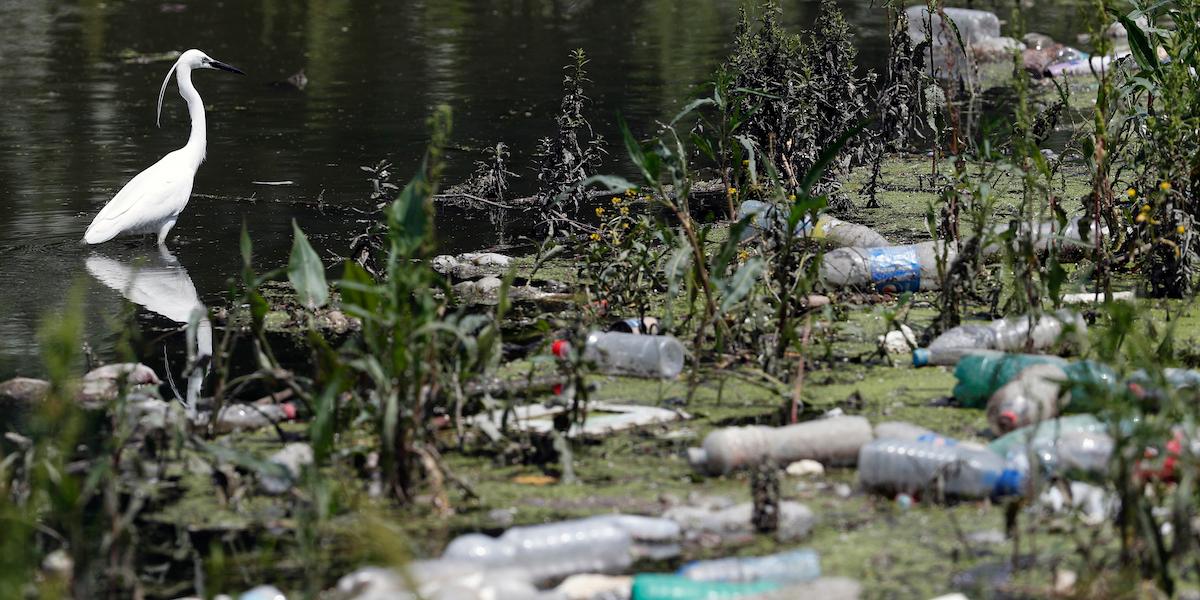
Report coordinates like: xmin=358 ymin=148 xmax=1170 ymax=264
xmin=993 ymin=468 xmax=1024 ymax=496
xmin=912 ymin=348 xmax=930 ymax=367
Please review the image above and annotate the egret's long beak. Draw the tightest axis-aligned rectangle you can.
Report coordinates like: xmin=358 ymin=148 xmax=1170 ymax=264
xmin=210 ymin=60 xmax=245 ymax=75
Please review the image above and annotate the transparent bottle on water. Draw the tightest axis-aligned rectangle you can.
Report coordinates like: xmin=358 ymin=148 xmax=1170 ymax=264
xmin=913 ymin=310 xmax=1085 ymax=367
xmin=555 ymin=332 xmax=685 ymax=379
xmin=858 ymin=438 xmax=1023 ymax=499
xmin=678 ymin=548 xmax=820 ymax=584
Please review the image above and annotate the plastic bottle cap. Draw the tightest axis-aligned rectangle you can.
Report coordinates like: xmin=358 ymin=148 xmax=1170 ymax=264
xmin=994 ymin=468 xmax=1023 ymax=496
xmin=551 ymin=339 xmax=570 ymax=358
xmin=281 ymin=402 xmax=297 ymax=420
xmin=999 ymin=410 xmax=1018 ymax=429
xmin=912 ymin=348 xmax=930 ymax=367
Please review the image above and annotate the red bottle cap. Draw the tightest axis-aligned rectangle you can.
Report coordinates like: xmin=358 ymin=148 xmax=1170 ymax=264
xmin=999 ymin=410 xmax=1018 ymax=430
xmin=281 ymin=402 xmax=297 ymax=420
xmin=551 ymin=339 xmax=570 ymax=358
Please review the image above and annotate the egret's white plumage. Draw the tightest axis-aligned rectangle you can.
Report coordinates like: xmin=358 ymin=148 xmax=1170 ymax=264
xmin=84 ymin=49 xmax=244 ymax=246
xmin=85 ymin=246 xmax=212 ymax=411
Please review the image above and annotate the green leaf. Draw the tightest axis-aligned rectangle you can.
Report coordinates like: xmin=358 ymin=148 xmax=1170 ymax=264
xmin=288 ymin=220 xmax=329 ymax=310
xmin=669 ymin=97 xmax=716 ymax=126
xmin=734 ymin=135 xmax=758 ymax=188
xmin=718 ymin=257 xmax=764 ymax=313
xmin=664 ymin=239 xmax=692 ymax=299
xmin=799 ymin=119 xmax=872 ymax=195
xmin=1119 ymin=13 xmax=1161 ymax=77
xmin=387 ymin=160 xmax=431 ymax=256
xmin=578 ymin=174 xmax=640 ymax=194
xmin=239 ymin=220 xmax=252 ymax=267
xmin=619 ymin=115 xmax=660 ymax=182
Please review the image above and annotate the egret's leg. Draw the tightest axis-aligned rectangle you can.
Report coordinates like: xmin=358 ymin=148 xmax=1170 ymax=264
xmin=157 ymin=219 xmax=177 ymax=246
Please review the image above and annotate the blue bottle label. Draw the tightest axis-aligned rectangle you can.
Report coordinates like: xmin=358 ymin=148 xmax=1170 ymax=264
xmin=867 ymin=246 xmax=921 ymax=293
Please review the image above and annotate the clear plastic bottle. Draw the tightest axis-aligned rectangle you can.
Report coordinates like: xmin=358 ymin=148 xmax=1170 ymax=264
xmin=441 ymin=515 xmax=680 ymax=585
xmin=677 ymin=548 xmax=820 ymax=584
xmin=986 ymin=364 xmax=1071 ymax=434
xmin=820 ymin=241 xmax=956 ymax=294
xmin=210 ymin=402 xmax=297 ymax=434
xmin=987 ymin=414 xmax=1106 ymax=457
xmin=630 ymin=574 xmax=780 ymax=600
xmin=858 ymin=438 xmax=1023 ymax=499
xmin=554 ymin=332 xmax=685 ymax=379
xmin=912 ymin=310 xmax=1086 ymax=367
xmin=740 ymin=200 xmax=889 ymax=247
xmin=688 ymin=416 xmax=874 ymax=475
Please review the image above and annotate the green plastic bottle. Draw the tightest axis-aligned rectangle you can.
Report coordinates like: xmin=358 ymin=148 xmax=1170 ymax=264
xmin=952 ymin=352 xmax=1067 ymax=408
xmin=952 ymin=352 xmax=1118 ymax=409
xmin=631 ymin=574 xmax=781 ymax=599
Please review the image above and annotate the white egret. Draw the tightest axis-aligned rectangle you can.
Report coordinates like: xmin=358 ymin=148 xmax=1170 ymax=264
xmin=83 ymin=49 xmax=244 ymax=246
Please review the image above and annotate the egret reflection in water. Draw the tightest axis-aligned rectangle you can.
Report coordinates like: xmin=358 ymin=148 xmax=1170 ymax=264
xmin=85 ymin=247 xmax=212 ymax=410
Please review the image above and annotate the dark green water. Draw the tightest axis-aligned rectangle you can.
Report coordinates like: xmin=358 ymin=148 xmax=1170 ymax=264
xmin=0 ymin=0 xmax=1089 ymax=379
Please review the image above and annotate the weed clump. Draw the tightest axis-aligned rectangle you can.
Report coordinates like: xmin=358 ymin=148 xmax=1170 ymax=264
xmin=535 ymin=49 xmax=606 ymax=233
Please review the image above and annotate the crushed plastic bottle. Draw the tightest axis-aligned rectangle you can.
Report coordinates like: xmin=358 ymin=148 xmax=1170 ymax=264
xmin=441 ymin=515 xmax=680 ymax=585
xmin=678 ymin=548 xmax=820 ymax=584
xmin=630 ymin=574 xmax=780 ymax=600
xmin=820 ymin=241 xmax=956 ymax=294
xmin=858 ymin=438 xmax=1023 ymax=499
xmin=688 ymin=416 xmax=874 ymax=475
xmin=905 ymin=6 xmax=1001 ymax=46
xmin=553 ymin=331 xmax=685 ymax=379
xmin=740 ymin=200 xmax=890 ymax=247
xmin=987 ymin=414 xmax=1107 ymax=457
xmin=953 ymin=352 xmax=1118 ymax=408
xmin=912 ymin=310 xmax=1086 ymax=367
xmin=1006 ymin=429 xmax=1114 ymax=476
xmin=986 ymin=364 xmax=1073 ymax=434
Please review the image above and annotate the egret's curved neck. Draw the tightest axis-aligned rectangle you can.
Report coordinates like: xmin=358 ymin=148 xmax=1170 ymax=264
xmin=177 ymin=65 xmax=206 ymax=165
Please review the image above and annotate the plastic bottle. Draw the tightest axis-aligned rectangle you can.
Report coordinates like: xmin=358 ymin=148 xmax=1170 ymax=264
xmin=912 ymin=310 xmax=1086 ymax=367
xmin=1006 ymin=429 xmax=1114 ymax=476
xmin=987 ymin=414 xmax=1107 ymax=457
xmin=260 ymin=443 xmax=314 ymax=495
xmin=630 ymin=574 xmax=780 ymax=600
xmin=740 ymin=200 xmax=890 ymax=248
xmin=678 ymin=549 xmax=820 ymax=584
xmin=441 ymin=515 xmax=680 ymax=585
xmin=953 ymin=352 xmax=1118 ymax=408
xmin=819 ymin=241 xmax=956 ymax=294
xmin=986 ymin=364 xmax=1073 ymax=434
xmin=873 ymin=421 xmax=935 ymax=441
xmin=210 ymin=402 xmax=297 ymax=434
xmin=553 ymin=332 xmax=685 ymax=379
xmin=858 ymin=438 xmax=1023 ymax=499
xmin=688 ymin=416 xmax=874 ymax=475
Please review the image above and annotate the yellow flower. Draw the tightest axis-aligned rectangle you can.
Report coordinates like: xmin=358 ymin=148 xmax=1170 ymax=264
xmin=1141 ymin=204 xmax=1151 ymax=213
xmin=1178 ymin=225 xmax=1187 ymax=235
xmin=1160 ymin=181 xmax=1172 ymax=191
xmin=622 ymin=222 xmax=630 ymax=229
xmin=727 ymin=187 xmax=738 ymax=196
xmin=1136 ymin=213 xmax=1148 ymax=223
xmin=620 ymin=206 xmax=630 ymax=215
xmin=590 ymin=232 xmax=602 ymax=241
xmin=611 ymin=196 xmax=621 ymax=205
xmin=595 ymin=207 xmax=605 ymax=217
xmin=1126 ymin=188 xmax=1137 ymax=199
xmin=742 ymin=160 xmax=750 ymax=167
xmin=737 ymin=250 xmax=750 ymax=262
xmin=788 ymin=194 xmax=797 ymax=202
xmin=625 ymin=188 xmax=637 ymax=197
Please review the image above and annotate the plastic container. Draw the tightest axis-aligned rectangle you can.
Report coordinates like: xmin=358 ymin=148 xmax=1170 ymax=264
xmin=678 ymin=549 xmax=820 ymax=584
xmin=858 ymin=438 xmax=1023 ymax=499
xmin=873 ymin=421 xmax=935 ymax=441
xmin=260 ymin=442 xmax=314 ymax=495
xmin=912 ymin=310 xmax=1086 ymax=367
xmin=554 ymin=331 xmax=685 ymax=379
xmin=210 ymin=402 xmax=297 ymax=434
xmin=820 ymin=241 xmax=956 ymax=294
xmin=1005 ymin=429 xmax=1113 ymax=476
xmin=740 ymin=200 xmax=890 ymax=247
xmin=986 ymin=364 xmax=1072 ymax=433
xmin=441 ymin=515 xmax=680 ymax=585
xmin=688 ymin=416 xmax=874 ymax=475
xmin=631 ymin=574 xmax=780 ymax=600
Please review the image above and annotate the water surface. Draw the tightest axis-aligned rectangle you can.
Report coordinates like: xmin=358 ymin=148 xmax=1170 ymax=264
xmin=0 ymin=0 xmax=1089 ymax=378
